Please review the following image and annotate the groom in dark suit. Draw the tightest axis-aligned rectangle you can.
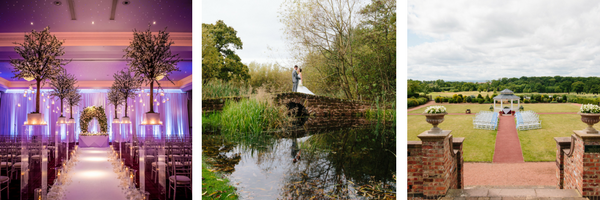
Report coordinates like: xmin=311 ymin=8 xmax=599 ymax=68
xmin=292 ymin=65 xmax=301 ymax=92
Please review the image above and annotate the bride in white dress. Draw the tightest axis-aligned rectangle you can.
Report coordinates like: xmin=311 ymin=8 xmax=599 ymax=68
xmin=296 ymin=68 xmax=314 ymax=95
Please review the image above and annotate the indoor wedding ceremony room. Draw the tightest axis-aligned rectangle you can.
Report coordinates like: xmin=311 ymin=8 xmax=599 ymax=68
xmin=0 ymin=0 xmax=193 ymax=199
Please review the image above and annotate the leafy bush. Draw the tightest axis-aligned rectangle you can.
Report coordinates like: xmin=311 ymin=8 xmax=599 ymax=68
xmin=478 ymin=99 xmax=484 ymax=104
xmin=523 ymin=99 xmax=530 ymax=103
xmin=531 ymin=100 xmax=538 ymax=103
xmin=417 ymin=97 xmax=428 ymax=105
xmin=551 ymin=101 xmax=558 ymax=103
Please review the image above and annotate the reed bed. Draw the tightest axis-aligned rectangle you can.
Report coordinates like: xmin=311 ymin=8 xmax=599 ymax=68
xmin=202 ymin=79 xmax=250 ymax=99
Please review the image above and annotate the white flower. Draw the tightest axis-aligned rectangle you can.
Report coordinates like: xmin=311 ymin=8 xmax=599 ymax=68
xmin=580 ymin=104 xmax=600 ymax=113
xmin=424 ymin=106 xmax=446 ymax=114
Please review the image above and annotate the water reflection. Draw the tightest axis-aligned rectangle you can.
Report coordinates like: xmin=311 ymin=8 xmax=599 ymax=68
xmin=203 ymin=121 xmax=396 ymax=199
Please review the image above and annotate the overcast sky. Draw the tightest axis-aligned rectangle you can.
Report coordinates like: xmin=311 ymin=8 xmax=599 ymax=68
xmin=202 ymin=0 xmax=293 ymax=67
xmin=408 ymin=0 xmax=600 ymax=81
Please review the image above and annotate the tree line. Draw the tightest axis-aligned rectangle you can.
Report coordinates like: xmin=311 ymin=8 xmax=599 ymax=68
xmin=409 ymin=76 xmax=600 ymax=97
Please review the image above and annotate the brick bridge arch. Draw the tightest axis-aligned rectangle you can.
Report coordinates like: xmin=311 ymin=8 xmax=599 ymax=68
xmin=202 ymin=92 xmax=373 ymax=117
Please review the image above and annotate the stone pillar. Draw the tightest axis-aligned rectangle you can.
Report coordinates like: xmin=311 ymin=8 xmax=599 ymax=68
xmin=418 ymin=130 xmax=454 ymax=197
xmin=554 ymin=137 xmax=571 ymax=189
xmin=562 ymin=131 xmax=600 ymax=196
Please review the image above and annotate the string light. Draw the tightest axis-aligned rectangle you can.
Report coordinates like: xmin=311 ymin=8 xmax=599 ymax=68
xmin=28 ymin=97 xmax=31 ymax=101
xmin=18 ymin=104 xmax=20 ymax=107
xmin=52 ymin=101 xmax=54 ymax=104
xmin=162 ymin=100 xmax=165 ymax=103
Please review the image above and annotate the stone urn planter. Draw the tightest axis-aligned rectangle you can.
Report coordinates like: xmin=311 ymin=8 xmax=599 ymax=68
xmin=423 ymin=112 xmax=447 ymax=134
xmin=578 ymin=112 xmax=600 ymax=134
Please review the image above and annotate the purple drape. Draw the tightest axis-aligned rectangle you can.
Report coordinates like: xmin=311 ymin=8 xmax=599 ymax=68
xmin=0 ymin=90 xmax=189 ymax=141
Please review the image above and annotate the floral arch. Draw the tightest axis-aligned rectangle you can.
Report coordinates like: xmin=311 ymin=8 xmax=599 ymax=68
xmin=79 ymin=106 xmax=108 ymax=133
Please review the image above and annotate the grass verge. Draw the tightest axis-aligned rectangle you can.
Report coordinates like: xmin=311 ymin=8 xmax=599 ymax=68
xmin=408 ymin=115 xmax=496 ymax=162
xmin=202 ymin=158 xmax=238 ymax=199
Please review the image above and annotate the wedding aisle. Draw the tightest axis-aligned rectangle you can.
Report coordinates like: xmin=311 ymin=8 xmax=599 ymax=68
xmin=63 ymin=147 xmax=128 ymax=200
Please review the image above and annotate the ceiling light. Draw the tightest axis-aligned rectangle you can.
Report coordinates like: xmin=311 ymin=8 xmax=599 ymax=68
xmin=92 ymin=21 xmax=94 ymax=24
xmin=153 ymin=21 xmax=156 ymax=25
xmin=122 ymin=0 xmax=130 ymax=5
xmin=30 ymin=22 xmax=33 ymax=25
xmin=53 ymin=1 xmax=62 ymax=6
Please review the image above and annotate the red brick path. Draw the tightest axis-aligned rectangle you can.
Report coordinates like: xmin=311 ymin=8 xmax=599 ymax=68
xmin=493 ymin=115 xmax=524 ymax=163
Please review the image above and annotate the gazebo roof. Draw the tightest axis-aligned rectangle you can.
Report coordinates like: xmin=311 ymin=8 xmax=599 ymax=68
xmin=493 ymin=89 xmax=520 ymax=100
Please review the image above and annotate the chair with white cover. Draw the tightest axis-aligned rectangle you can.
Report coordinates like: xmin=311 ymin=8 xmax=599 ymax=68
xmin=168 ymin=147 xmax=191 ymax=200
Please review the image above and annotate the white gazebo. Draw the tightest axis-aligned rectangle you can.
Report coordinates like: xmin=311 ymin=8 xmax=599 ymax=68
xmin=493 ymin=89 xmax=520 ymax=113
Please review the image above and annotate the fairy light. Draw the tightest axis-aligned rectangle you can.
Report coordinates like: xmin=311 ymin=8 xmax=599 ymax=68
xmin=28 ymin=97 xmax=31 ymax=101
xmin=18 ymin=104 xmax=20 ymax=107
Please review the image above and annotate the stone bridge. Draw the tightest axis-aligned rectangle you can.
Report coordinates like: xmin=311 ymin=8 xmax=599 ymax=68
xmin=202 ymin=92 xmax=373 ymax=117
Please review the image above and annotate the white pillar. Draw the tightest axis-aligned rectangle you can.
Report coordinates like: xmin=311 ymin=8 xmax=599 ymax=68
xmin=494 ymin=100 xmax=496 ymax=111
xmin=518 ymin=99 xmax=520 ymax=111
xmin=511 ymin=100 xmax=514 ymax=111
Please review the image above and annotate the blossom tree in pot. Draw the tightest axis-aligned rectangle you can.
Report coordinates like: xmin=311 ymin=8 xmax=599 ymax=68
xmin=123 ymin=26 xmax=181 ymax=124
xmin=49 ymin=69 xmax=77 ymax=124
xmin=423 ymin=106 xmax=447 ymax=134
xmin=578 ymin=104 xmax=600 ymax=134
xmin=112 ymin=69 xmax=141 ymax=124
xmin=107 ymin=86 xmax=124 ymax=123
xmin=66 ymin=86 xmax=82 ymax=123
xmin=10 ymin=27 xmax=69 ymax=124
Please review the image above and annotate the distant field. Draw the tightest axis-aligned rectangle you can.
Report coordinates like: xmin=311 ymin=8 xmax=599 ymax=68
xmin=408 ymin=115 xmax=496 ymax=162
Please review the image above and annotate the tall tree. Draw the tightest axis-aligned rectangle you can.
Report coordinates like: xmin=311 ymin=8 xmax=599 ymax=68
xmin=281 ymin=0 xmax=362 ymax=99
xmin=107 ymin=86 xmax=124 ymax=119
xmin=66 ymin=87 xmax=82 ymax=119
xmin=112 ymin=69 xmax=141 ymax=118
xmin=202 ymin=20 xmax=250 ymax=82
xmin=124 ymin=26 xmax=182 ymax=114
xmin=572 ymin=81 xmax=585 ymax=94
xmin=10 ymin=27 xmax=69 ymax=113
xmin=49 ymin=69 xmax=77 ymax=117
xmin=202 ymin=27 xmax=223 ymax=84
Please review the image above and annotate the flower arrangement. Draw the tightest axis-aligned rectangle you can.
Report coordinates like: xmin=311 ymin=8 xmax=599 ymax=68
xmin=80 ymin=106 xmax=108 ymax=133
xmin=580 ymin=104 xmax=600 ymax=114
xmin=424 ymin=106 xmax=447 ymax=114
xmin=79 ymin=132 xmax=109 ymax=136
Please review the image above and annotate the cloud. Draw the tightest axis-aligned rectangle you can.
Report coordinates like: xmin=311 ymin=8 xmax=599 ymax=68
xmin=408 ymin=0 xmax=600 ymax=81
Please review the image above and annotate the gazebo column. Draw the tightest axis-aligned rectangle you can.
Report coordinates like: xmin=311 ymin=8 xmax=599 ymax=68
xmin=494 ymin=100 xmax=496 ymax=111
xmin=501 ymin=101 xmax=503 ymax=110
xmin=518 ymin=100 xmax=520 ymax=111
xmin=511 ymin=100 xmax=513 ymax=111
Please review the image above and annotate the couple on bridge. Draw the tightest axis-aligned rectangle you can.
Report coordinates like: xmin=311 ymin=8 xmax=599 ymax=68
xmin=292 ymin=65 xmax=314 ymax=95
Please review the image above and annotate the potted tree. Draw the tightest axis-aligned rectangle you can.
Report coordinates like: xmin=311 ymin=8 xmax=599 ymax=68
xmin=423 ymin=106 xmax=447 ymax=134
xmin=112 ymin=69 xmax=141 ymax=124
xmin=66 ymin=87 xmax=82 ymax=123
xmin=107 ymin=86 xmax=124 ymax=123
xmin=124 ymin=27 xmax=181 ymax=124
xmin=578 ymin=104 xmax=600 ymax=134
xmin=10 ymin=27 xmax=69 ymax=124
xmin=49 ymin=69 xmax=77 ymax=124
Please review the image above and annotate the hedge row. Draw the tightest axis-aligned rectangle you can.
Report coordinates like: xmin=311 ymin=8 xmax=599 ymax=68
xmin=408 ymin=97 xmax=429 ymax=107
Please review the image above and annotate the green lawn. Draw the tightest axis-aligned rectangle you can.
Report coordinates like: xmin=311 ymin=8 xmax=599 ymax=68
xmin=408 ymin=104 xmax=593 ymax=162
xmin=518 ymin=114 xmax=600 ymax=161
xmin=409 ymin=104 xmax=493 ymax=114
xmin=408 ymin=115 xmax=496 ymax=162
xmin=409 ymin=103 xmax=580 ymax=114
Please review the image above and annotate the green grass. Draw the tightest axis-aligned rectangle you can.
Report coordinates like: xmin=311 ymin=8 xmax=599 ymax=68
xmin=409 ymin=103 xmax=580 ymax=114
xmin=217 ymin=97 xmax=290 ymax=136
xmin=408 ymin=115 xmax=496 ymax=162
xmin=518 ymin=114 xmax=600 ymax=161
xmin=409 ymin=104 xmax=493 ymax=114
xmin=202 ymin=159 xmax=238 ymax=199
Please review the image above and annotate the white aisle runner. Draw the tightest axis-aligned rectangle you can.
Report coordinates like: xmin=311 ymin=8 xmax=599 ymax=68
xmin=63 ymin=147 xmax=128 ymax=200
